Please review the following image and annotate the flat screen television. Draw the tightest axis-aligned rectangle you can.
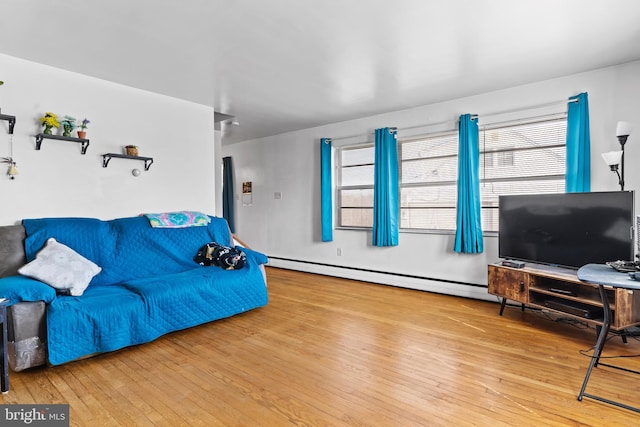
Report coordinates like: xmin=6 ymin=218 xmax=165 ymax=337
xmin=499 ymin=191 xmax=635 ymax=269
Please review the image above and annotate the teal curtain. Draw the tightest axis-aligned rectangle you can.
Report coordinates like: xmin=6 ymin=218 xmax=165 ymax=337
xmin=321 ymin=138 xmax=333 ymax=242
xmin=566 ymin=92 xmax=591 ymax=192
xmin=454 ymin=114 xmax=483 ymax=254
xmin=222 ymin=156 xmax=235 ymax=233
xmin=372 ymin=127 xmax=399 ymax=246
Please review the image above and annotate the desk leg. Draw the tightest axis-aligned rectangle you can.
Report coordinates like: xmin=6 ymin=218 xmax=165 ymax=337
xmin=578 ymin=285 xmax=610 ymax=401
xmin=577 ymin=285 xmax=640 ymax=412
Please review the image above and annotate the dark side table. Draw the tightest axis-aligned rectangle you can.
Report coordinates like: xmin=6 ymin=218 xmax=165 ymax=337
xmin=577 ymin=263 xmax=640 ymax=412
xmin=0 ymin=299 xmax=8 ymax=393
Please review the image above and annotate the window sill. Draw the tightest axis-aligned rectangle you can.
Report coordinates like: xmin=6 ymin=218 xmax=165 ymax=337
xmin=335 ymin=226 xmax=498 ymax=237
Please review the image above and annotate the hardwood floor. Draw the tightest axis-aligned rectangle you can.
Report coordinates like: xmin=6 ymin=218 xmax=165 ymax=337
xmin=3 ymin=267 xmax=640 ymax=426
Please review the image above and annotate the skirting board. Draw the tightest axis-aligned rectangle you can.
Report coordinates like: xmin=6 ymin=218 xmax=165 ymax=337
xmin=267 ymin=257 xmax=494 ymax=302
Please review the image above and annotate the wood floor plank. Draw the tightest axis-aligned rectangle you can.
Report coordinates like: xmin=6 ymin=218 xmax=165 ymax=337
xmin=2 ymin=267 xmax=640 ymax=426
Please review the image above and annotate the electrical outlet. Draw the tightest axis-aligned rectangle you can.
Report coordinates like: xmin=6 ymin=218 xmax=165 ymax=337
xmin=337 ymin=248 xmax=342 ymax=256
xmin=274 ymin=192 xmax=282 ymax=199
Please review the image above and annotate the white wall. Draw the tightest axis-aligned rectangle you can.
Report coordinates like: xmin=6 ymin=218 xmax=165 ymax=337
xmin=0 ymin=54 xmax=216 ymax=225
xmin=223 ymin=61 xmax=640 ymax=300
xmin=213 ymin=129 xmax=223 ymax=218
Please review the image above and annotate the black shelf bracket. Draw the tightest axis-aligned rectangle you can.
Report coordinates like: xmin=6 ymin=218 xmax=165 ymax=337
xmin=0 ymin=114 xmax=16 ymax=134
xmin=35 ymin=133 xmax=90 ymax=154
xmin=102 ymin=153 xmax=154 ymax=171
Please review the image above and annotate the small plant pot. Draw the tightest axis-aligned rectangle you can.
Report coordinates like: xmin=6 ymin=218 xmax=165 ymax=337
xmin=77 ymin=131 xmax=87 ymax=139
xmin=125 ymin=146 xmax=139 ymax=156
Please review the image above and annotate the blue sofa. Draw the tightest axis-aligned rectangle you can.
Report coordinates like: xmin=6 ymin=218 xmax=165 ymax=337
xmin=0 ymin=215 xmax=268 ymax=369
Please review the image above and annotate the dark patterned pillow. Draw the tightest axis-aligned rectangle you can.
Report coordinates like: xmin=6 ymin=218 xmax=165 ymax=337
xmin=194 ymin=242 xmax=246 ymax=270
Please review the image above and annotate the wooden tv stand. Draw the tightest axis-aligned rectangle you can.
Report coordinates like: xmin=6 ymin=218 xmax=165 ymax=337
xmin=488 ymin=262 xmax=640 ymax=330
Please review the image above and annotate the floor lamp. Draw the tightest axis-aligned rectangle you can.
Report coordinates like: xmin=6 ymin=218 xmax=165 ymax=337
xmin=601 ymin=121 xmax=632 ymax=191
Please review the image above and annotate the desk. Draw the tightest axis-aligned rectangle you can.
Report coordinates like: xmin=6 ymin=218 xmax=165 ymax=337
xmin=0 ymin=299 xmax=8 ymax=393
xmin=577 ymin=263 xmax=640 ymax=412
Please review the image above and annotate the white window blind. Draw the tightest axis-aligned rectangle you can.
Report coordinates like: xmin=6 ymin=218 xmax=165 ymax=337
xmin=480 ymin=117 xmax=567 ymax=232
xmin=400 ymin=132 xmax=459 ymax=230
xmin=336 ymin=115 xmax=567 ymax=232
xmin=337 ymin=145 xmax=374 ymax=227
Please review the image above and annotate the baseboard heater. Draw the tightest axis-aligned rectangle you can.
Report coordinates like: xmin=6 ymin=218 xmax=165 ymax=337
xmin=267 ymin=256 xmax=486 ymax=289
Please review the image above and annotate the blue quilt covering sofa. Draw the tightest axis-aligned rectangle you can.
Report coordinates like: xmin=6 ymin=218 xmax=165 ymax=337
xmin=0 ymin=214 xmax=268 ymax=369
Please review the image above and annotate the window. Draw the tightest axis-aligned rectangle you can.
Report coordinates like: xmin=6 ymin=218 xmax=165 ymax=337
xmin=337 ymin=145 xmax=374 ymax=227
xmin=336 ymin=115 xmax=567 ymax=232
xmin=479 ymin=117 xmax=567 ymax=232
xmin=399 ymin=117 xmax=567 ymax=232
xmin=400 ymin=132 xmax=459 ymax=230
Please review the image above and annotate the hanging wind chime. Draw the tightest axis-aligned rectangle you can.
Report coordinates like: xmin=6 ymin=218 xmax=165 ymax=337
xmin=1 ymin=134 xmax=18 ymax=179
xmin=0 ymin=79 xmax=19 ymax=179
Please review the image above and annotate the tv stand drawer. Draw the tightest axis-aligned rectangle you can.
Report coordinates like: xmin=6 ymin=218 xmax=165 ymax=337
xmin=488 ymin=265 xmax=529 ymax=304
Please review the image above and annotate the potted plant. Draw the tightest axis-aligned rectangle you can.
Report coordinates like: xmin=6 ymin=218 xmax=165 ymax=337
xmin=77 ymin=118 xmax=90 ymax=139
xmin=125 ymin=145 xmax=139 ymax=156
xmin=59 ymin=115 xmax=76 ymax=137
xmin=39 ymin=112 xmax=60 ymax=135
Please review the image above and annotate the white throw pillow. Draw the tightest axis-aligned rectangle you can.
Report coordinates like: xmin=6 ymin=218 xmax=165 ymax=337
xmin=18 ymin=238 xmax=102 ymax=296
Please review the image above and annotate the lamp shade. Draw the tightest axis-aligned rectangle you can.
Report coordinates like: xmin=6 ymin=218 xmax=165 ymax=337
xmin=616 ymin=121 xmax=633 ymax=137
xmin=7 ymin=163 xmax=17 ymax=176
xmin=601 ymin=150 xmax=623 ymax=166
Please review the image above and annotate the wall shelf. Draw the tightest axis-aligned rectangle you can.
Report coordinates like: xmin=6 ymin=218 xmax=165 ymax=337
xmin=35 ymin=133 xmax=90 ymax=154
xmin=102 ymin=153 xmax=154 ymax=171
xmin=0 ymin=113 xmax=16 ymax=134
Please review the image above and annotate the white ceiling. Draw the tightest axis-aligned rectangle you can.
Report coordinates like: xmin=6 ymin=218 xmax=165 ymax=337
xmin=2 ymin=1 xmax=640 ymax=144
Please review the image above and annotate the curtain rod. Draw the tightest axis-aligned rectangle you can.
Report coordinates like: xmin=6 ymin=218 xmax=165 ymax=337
xmin=480 ymin=97 xmax=577 ymax=122
xmin=328 ymin=97 xmax=577 ymax=142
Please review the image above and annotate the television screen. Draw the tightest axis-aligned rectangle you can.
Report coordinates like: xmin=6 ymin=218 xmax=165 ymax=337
xmin=499 ymin=191 xmax=635 ymax=269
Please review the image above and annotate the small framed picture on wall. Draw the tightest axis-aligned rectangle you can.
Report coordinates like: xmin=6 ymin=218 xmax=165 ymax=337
xmin=242 ymin=181 xmax=252 ymax=206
